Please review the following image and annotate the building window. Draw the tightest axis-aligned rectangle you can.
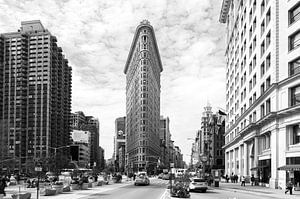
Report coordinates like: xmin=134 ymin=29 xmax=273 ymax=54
xmin=261 ymin=62 xmax=265 ymax=77
xmin=266 ymin=76 xmax=271 ymax=89
xmin=266 ymin=31 xmax=271 ymax=48
xmin=261 ymin=104 xmax=265 ymax=118
xmin=266 ymin=98 xmax=271 ymax=114
xmin=291 ymin=85 xmax=300 ymax=106
xmin=266 ymin=53 xmax=271 ymax=70
xmin=266 ymin=9 xmax=271 ymax=26
xmin=289 ymin=57 xmax=300 ymax=76
xmin=261 ymin=0 xmax=265 ymax=15
xmin=261 ymin=40 xmax=265 ymax=56
xmin=261 ymin=20 xmax=265 ymax=36
xmin=289 ymin=31 xmax=300 ymax=51
xmin=289 ymin=3 xmax=300 ymax=24
xmin=291 ymin=124 xmax=300 ymax=145
xmin=261 ymin=83 xmax=265 ymax=95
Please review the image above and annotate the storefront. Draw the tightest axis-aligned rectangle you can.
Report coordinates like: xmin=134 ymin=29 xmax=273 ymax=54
xmin=278 ymin=157 xmax=300 ymax=190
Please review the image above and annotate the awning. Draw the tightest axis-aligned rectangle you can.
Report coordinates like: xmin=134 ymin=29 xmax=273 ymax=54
xmin=277 ymin=165 xmax=300 ymax=171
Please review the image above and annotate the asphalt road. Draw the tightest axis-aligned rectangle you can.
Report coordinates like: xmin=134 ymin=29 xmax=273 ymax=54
xmin=189 ymin=188 xmax=277 ymax=199
xmin=78 ymin=179 xmax=169 ymax=199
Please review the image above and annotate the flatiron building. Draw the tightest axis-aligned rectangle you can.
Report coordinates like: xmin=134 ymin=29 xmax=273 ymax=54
xmin=124 ymin=20 xmax=163 ymax=173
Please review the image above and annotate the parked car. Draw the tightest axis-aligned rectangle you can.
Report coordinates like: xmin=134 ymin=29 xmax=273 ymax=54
xmin=134 ymin=173 xmax=150 ymax=186
xmin=189 ymin=178 xmax=208 ymax=192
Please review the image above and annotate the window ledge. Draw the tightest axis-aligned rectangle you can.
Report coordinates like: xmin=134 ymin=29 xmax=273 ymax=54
xmin=288 ymin=144 xmax=300 ymax=151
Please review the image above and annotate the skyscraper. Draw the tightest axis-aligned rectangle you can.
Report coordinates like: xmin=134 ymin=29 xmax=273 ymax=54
xmin=0 ymin=20 xmax=72 ymax=173
xmin=124 ymin=20 xmax=163 ymax=173
xmin=114 ymin=117 xmax=126 ymax=172
xmin=220 ymin=0 xmax=300 ymax=188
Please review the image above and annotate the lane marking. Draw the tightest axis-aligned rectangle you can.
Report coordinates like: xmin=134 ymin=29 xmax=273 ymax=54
xmin=159 ymin=189 xmax=169 ymax=199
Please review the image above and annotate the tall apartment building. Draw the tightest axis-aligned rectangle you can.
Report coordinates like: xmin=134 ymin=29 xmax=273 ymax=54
xmin=220 ymin=0 xmax=300 ymax=189
xmin=124 ymin=20 xmax=163 ymax=173
xmin=114 ymin=117 xmax=126 ymax=172
xmin=71 ymin=111 xmax=100 ymax=169
xmin=0 ymin=20 xmax=72 ymax=173
xmin=159 ymin=116 xmax=171 ymax=168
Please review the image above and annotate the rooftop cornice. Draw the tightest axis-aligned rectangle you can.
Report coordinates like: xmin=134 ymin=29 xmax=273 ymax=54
xmin=124 ymin=21 xmax=163 ymax=74
xmin=219 ymin=0 xmax=232 ymax=23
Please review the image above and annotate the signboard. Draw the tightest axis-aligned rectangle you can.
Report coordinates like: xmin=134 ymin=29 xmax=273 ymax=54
xmin=170 ymin=163 xmax=174 ymax=168
xmin=35 ymin=167 xmax=42 ymax=172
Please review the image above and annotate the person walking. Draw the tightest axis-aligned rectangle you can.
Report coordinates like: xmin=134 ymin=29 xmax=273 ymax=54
xmin=285 ymin=181 xmax=293 ymax=195
xmin=0 ymin=177 xmax=7 ymax=199
xmin=241 ymin=176 xmax=246 ymax=186
xmin=251 ymin=174 xmax=255 ymax=186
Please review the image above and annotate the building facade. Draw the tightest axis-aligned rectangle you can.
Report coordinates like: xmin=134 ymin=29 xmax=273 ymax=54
xmin=98 ymin=146 xmax=105 ymax=171
xmin=70 ymin=111 xmax=100 ymax=170
xmin=70 ymin=130 xmax=91 ymax=168
xmin=114 ymin=117 xmax=126 ymax=172
xmin=124 ymin=20 xmax=163 ymax=173
xmin=220 ymin=0 xmax=300 ymax=189
xmin=159 ymin=116 xmax=171 ymax=168
xmin=199 ymin=104 xmax=213 ymax=168
xmin=0 ymin=21 xmax=72 ymax=173
xmin=208 ymin=112 xmax=226 ymax=172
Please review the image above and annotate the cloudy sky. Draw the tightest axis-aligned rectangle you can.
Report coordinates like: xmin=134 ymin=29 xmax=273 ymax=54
xmin=0 ymin=0 xmax=226 ymax=163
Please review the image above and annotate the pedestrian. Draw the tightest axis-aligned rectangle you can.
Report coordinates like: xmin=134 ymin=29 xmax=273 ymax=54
xmin=133 ymin=173 xmax=136 ymax=181
xmin=225 ymin=175 xmax=229 ymax=183
xmin=234 ymin=175 xmax=238 ymax=183
xmin=0 ymin=176 xmax=7 ymax=199
xmin=285 ymin=181 xmax=293 ymax=195
xmin=241 ymin=176 xmax=246 ymax=186
xmin=251 ymin=174 xmax=255 ymax=186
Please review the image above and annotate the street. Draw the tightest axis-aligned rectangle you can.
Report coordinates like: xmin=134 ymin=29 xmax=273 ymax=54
xmin=80 ymin=179 xmax=168 ymax=199
xmin=6 ymin=179 xmax=300 ymax=199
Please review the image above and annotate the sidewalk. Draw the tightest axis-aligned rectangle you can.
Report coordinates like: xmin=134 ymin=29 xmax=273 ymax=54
xmin=217 ymin=182 xmax=300 ymax=199
xmin=4 ymin=180 xmax=132 ymax=199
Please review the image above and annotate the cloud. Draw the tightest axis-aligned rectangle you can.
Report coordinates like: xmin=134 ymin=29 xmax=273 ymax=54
xmin=0 ymin=0 xmax=226 ymax=163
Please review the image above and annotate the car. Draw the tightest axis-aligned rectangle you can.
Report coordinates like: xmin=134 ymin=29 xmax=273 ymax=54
xmin=189 ymin=178 xmax=208 ymax=192
xmin=134 ymin=173 xmax=150 ymax=186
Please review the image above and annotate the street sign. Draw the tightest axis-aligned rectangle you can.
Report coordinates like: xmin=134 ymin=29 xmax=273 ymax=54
xmin=170 ymin=163 xmax=174 ymax=168
xmin=35 ymin=167 xmax=42 ymax=172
